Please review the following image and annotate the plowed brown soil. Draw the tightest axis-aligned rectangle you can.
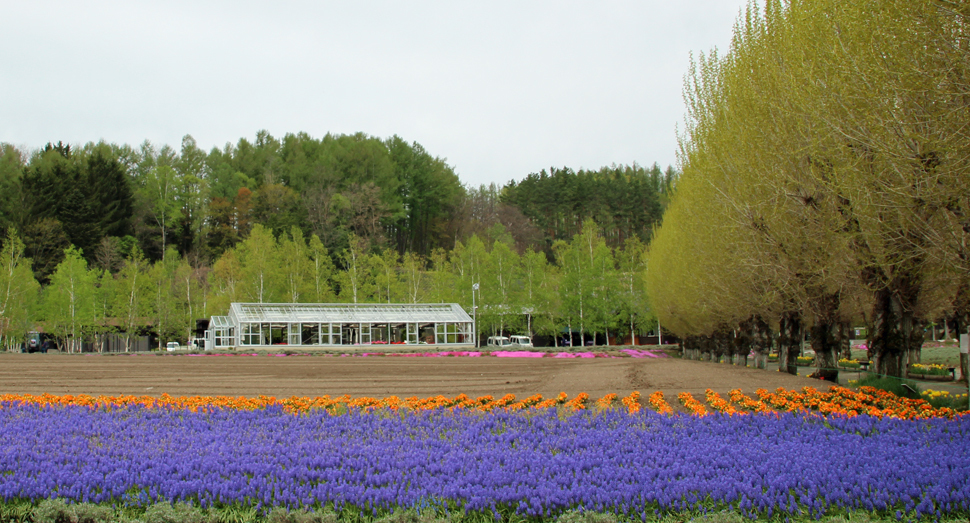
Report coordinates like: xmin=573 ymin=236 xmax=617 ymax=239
xmin=0 ymin=351 xmax=822 ymax=400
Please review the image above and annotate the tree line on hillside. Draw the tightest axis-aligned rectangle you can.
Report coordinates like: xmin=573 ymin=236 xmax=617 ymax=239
xmin=0 ymin=220 xmax=656 ymax=352
xmin=0 ymin=132 xmax=675 ymax=284
xmin=646 ymin=0 xmax=970 ymax=380
xmin=501 ymin=163 xmax=676 ymax=248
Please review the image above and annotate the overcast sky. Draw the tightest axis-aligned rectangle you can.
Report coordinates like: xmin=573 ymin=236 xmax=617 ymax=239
xmin=2 ymin=1 xmax=748 ymax=188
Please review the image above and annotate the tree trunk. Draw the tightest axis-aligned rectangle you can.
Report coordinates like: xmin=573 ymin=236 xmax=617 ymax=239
xmin=736 ymin=318 xmax=753 ymax=367
xmin=808 ymin=293 xmax=841 ymax=382
xmin=810 ymin=321 xmax=840 ymax=383
xmin=683 ymin=336 xmax=696 ymax=360
xmin=960 ymin=347 xmax=968 ymax=384
xmin=951 ymin=284 xmax=970 ymax=382
xmin=778 ymin=310 xmax=802 ymax=375
xmin=713 ymin=325 xmax=733 ymax=364
xmin=748 ymin=314 xmax=771 ymax=370
xmin=838 ymin=321 xmax=852 ymax=360
xmin=870 ymin=280 xmax=924 ymax=378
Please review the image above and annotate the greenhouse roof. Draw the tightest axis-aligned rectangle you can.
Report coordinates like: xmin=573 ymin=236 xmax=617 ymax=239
xmin=226 ymin=303 xmax=473 ymax=324
xmin=209 ymin=316 xmax=233 ymax=328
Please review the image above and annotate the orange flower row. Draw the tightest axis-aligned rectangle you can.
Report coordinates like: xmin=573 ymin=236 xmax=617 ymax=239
xmin=621 ymin=391 xmax=641 ymax=413
xmin=677 ymin=392 xmax=708 ymax=416
xmin=749 ymin=386 xmax=965 ymax=419
xmin=1 ymin=386 xmax=961 ymax=419
xmin=595 ymin=393 xmax=618 ymax=409
xmin=0 ymin=391 xmax=640 ymax=415
xmin=704 ymin=389 xmax=743 ymax=415
xmin=727 ymin=388 xmax=773 ymax=413
xmin=647 ymin=391 xmax=674 ymax=414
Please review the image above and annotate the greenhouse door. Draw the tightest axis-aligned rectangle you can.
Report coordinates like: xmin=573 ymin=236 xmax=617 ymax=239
xmin=360 ymin=323 xmax=371 ymax=344
xmin=407 ymin=323 xmax=419 ymax=344
xmin=288 ymin=323 xmax=300 ymax=345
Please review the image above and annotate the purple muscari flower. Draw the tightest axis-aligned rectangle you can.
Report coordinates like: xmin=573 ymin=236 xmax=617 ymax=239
xmin=0 ymin=403 xmax=968 ymax=519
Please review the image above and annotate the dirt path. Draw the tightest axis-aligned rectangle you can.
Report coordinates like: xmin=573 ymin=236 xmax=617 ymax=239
xmin=0 ymin=352 xmax=822 ymax=399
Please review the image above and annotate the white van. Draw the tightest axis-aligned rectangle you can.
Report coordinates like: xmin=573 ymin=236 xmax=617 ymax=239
xmin=486 ymin=336 xmax=512 ymax=347
xmin=486 ymin=336 xmax=533 ymax=348
xmin=166 ymin=341 xmax=181 ymax=352
xmin=509 ymin=335 xmax=533 ymax=348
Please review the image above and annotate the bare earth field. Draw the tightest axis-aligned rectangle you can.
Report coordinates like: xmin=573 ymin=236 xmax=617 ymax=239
xmin=0 ymin=352 xmax=822 ymax=400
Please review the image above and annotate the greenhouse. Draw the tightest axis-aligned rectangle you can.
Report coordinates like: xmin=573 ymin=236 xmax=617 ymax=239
xmin=204 ymin=303 xmax=475 ymax=350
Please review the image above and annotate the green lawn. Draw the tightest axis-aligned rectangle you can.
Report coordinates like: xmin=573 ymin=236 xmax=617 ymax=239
xmin=847 ymin=340 xmax=962 ymax=367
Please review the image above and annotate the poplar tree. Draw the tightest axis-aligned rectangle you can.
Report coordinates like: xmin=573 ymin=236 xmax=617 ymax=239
xmin=649 ymin=0 xmax=968 ymax=378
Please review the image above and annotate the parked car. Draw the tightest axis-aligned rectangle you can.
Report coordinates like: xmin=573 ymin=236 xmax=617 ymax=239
xmin=166 ymin=342 xmax=181 ymax=352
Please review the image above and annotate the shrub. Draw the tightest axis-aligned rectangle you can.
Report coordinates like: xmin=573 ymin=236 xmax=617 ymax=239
xmin=266 ymin=506 xmax=340 ymax=523
xmin=855 ymin=375 xmax=922 ymax=400
xmin=32 ymin=500 xmax=112 ymax=523
xmin=31 ymin=500 xmax=72 ymax=523
xmin=143 ymin=502 xmax=213 ymax=523
xmin=838 ymin=359 xmax=861 ymax=369
xmin=921 ymin=389 xmax=970 ymax=411
xmin=0 ymin=500 xmax=32 ymax=523
xmin=556 ymin=510 xmax=619 ymax=523
xmin=379 ymin=508 xmax=456 ymax=523
xmin=907 ymin=363 xmax=950 ymax=376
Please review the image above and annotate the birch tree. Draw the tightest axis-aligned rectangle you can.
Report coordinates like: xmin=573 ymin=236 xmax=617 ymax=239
xmin=44 ymin=247 xmax=96 ymax=353
xmin=308 ymin=234 xmax=335 ymax=303
xmin=336 ymin=233 xmax=371 ymax=304
xmin=400 ymin=252 xmax=424 ymax=304
xmin=278 ymin=226 xmax=312 ymax=303
xmin=113 ymin=248 xmax=150 ymax=352
xmin=0 ymin=232 xmax=39 ymax=350
xmin=238 ymin=224 xmax=278 ymax=303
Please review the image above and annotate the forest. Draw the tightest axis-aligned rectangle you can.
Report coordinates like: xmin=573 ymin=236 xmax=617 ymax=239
xmin=0 ymin=131 xmax=674 ymax=351
xmin=646 ymin=0 xmax=970 ymax=379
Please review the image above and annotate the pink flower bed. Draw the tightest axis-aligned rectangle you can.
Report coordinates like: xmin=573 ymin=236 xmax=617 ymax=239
xmin=171 ymin=348 xmax=667 ymax=359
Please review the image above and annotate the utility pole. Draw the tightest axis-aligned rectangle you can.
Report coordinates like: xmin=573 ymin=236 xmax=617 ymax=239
xmin=472 ymin=283 xmax=479 ymax=348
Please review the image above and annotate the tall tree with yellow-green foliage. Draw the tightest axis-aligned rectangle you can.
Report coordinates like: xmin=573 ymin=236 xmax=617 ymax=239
xmin=649 ymin=0 xmax=968 ymax=377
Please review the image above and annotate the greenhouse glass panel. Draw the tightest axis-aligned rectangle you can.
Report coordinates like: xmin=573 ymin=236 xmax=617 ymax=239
xmin=209 ymin=303 xmax=474 ymax=349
